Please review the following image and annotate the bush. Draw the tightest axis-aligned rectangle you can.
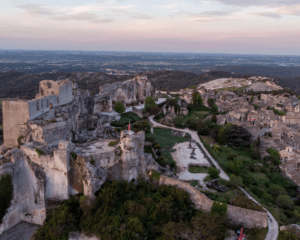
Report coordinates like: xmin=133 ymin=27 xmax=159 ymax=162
xmin=145 ymin=96 xmax=157 ymax=111
xmin=149 ymin=106 xmax=161 ymax=115
xmin=268 ymin=185 xmax=287 ymax=198
xmin=267 ymin=148 xmax=281 ymax=166
xmin=0 ymin=174 xmax=13 ymax=224
xmin=276 ymin=195 xmax=295 ymax=209
xmin=208 ymin=98 xmax=215 ymax=107
xmin=108 ymin=140 xmax=119 ymax=147
xmin=208 ymin=167 xmax=220 ymax=179
xmin=154 ymin=144 xmax=161 ymax=149
xmin=17 ymin=135 xmax=24 ymax=146
xmin=192 ymin=92 xmax=203 ymax=106
xmin=173 ymin=115 xmax=185 ymax=128
xmin=227 ymin=174 xmax=243 ymax=189
xmin=114 ymin=101 xmax=125 ymax=114
xmin=70 ymin=152 xmax=77 ymax=161
xmin=230 ymin=195 xmax=264 ymax=212
xmin=36 ymin=148 xmax=44 ymax=157
xmin=211 ymin=201 xmax=227 ymax=217
xmin=90 ymin=157 xmax=95 ymax=165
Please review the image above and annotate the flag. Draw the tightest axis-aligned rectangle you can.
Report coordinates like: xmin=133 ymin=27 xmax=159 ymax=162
xmin=128 ymin=121 xmax=130 ymax=131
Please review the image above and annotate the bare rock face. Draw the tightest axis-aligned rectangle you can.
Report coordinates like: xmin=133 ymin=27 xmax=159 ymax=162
xmin=119 ymin=130 xmax=146 ymax=182
xmin=0 ymin=149 xmax=46 ymax=235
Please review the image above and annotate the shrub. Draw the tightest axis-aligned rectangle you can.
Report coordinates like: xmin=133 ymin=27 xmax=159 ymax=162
xmin=227 ymin=174 xmax=243 ymax=189
xmin=50 ymin=118 xmax=57 ymax=123
xmin=36 ymin=148 xmax=44 ymax=157
xmin=211 ymin=201 xmax=227 ymax=217
xmin=208 ymin=98 xmax=215 ymax=107
xmin=230 ymin=195 xmax=264 ymax=212
xmin=208 ymin=167 xmax=220 ymax=179
xmin=0 ymin=174 xmax=13 ymax=224
xmin=114 ymin=101 xmax=125 ymax=114
xmin=173 ymin=115 xmax=185 ymax=128
xmin=276 ymin=195 xmax=295 ymax=209
xmin=211 ymin=104 xmax=218 ymax=114
xmin=17 ymin=135 xmax=24 ymax=146
xmin=90 ymin=157 xmax=95 ymax=165
xmin=108 ymin=140 xmax=119 ymax=147
xmin=192 ymin=92 xmax=203 ymax=106
xmin=70 ymin=152 xmax=77 ymax=161
xmin=154 ymin=144 xmax=161 ymax=149
xmin=266 ymin=148 xmax=281 ymax=166
xmin=149 ymin=106 xmax=161 ymax=115
xmin=145 ymin=96 xmax=157 ymax=111
xmin=268 ymin=185 xmax=287 ymax=198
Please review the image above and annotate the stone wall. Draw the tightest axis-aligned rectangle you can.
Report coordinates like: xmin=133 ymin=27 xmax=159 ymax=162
xmin=36 ymin=79 xmax=73 ymax=106
xmin=158 ymin=175 xmax=268 ymax=229
xmin=28 ymin=95 xmax=58 ymax=120
xmin=3 ymin=101 xmax=30 ymax=148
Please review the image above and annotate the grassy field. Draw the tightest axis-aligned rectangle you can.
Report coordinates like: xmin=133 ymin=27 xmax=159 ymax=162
xmin=188 ymin=166 xmax=209 ymax=173
xmin=214 ymin=85 xmax=249 ymax=93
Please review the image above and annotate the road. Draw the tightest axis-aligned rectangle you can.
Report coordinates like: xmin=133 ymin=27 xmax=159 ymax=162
xmin=148 ymin=115 xmax=279 ymax=240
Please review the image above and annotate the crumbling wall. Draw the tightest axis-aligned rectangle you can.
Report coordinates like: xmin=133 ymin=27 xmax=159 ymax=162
xmin=158 ymin=175 xmax=268 ymax=229
xmin=20 ymin=141 xmax=72 ymax=201
xmin=3 ymin=101 xmax=30 ymax=148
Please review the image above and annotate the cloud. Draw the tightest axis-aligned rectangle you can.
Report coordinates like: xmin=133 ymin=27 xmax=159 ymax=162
xmin=16 ymin=4 xmax=56 ymax=16
xmin=250 ymin=4 xmax=300 ymax=18
xmin=252 ymin=12 xmax=282 ymax=18
xmin=53 ymin=13 xmax=114 ymax=23
xmin=213 ymin=0 xmax=300 ymax=7
xmin=16 ymin=3 xmax=114 ymax=24
xmin=171 ymin=9 xmax=235 ymax=19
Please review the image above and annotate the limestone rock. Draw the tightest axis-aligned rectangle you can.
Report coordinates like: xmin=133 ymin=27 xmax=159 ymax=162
xmin=0 ymin=149 xmax=46 ymax=235
xmin=280 ymin=224 xmax=300 ymax=234
xmin=0 ymin=145 xmax=7 ymax=155
xmin=119 ymin=130 xmax=146 ymax=182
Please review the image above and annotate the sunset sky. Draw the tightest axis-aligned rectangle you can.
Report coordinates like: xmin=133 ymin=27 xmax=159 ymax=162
xmin=1 ymin=0 xmax=300 ymax=54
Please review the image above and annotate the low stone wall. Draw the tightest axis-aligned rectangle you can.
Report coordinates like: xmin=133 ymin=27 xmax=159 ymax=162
xmin=159 ymin=175 xmax=268 ymax=229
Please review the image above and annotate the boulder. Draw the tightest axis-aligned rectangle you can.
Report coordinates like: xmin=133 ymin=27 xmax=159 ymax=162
xmin=0 ymin=145 xmax=7 ymax=155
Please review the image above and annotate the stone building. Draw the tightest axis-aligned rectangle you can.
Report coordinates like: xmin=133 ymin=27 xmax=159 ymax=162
xmin=3 ymin=79 xmax=73 ymax=148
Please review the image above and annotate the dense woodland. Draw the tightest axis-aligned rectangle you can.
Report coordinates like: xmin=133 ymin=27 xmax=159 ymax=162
xmin=33 ymin=178 xmax=228 ymax=240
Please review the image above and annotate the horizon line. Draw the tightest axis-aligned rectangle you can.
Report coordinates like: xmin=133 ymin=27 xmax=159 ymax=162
xmin=1 ymin=48 xmax=300 ymax=57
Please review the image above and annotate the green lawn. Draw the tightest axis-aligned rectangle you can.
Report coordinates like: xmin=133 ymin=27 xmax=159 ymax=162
xmin=188 ymin=166 xmax=209 ymax=173
xmin=145 ymin=128 xmax=188 ymax=167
